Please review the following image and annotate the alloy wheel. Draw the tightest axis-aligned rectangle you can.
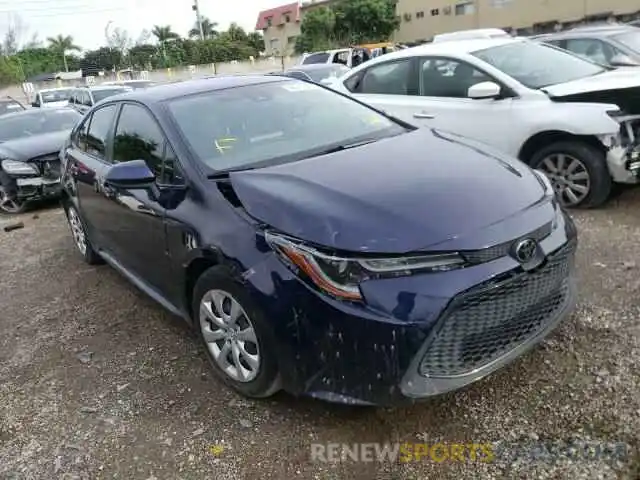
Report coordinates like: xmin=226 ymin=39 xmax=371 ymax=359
xmin=67 ymin=207 xmax=87 ymax=255
xmin=537 ymin=153 xmax=590 ymax=207
xmin=199 ymin=289 xmax=260 ymax=383
xmin=0 ymin=187 xmax=24 ymax=214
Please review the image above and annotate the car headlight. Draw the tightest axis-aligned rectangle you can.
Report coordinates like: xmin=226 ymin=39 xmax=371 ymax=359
xmin=1 ymin=159 xmax=39 ymax=175
xmin=265 ymin=232 xmax=465 ymax=301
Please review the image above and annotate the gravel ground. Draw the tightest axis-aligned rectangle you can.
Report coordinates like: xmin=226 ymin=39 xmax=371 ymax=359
xmin=1 ymin=192 xmax=639 ymax=480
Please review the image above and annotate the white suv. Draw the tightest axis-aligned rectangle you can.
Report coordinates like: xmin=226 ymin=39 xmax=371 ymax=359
xmin=332 ymin=37 xmax=640 ymax=208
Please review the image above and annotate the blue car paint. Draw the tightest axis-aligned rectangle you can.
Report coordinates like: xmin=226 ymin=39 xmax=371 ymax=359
xmin=61 ymin=76 xmax=577 ymax=406
xmin=228 ymin=128 xmax=549 ymax=253
xmin=104 ymin=159 xmax=155 ymax=185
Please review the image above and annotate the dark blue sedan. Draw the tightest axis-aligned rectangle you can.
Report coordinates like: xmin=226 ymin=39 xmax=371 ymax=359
xmin=60 ymin=75 xmax=577 ymax=406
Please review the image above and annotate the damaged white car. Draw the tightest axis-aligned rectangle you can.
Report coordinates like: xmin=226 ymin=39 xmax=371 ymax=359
xmin=332 ymin=37 xmax=640 ymax=208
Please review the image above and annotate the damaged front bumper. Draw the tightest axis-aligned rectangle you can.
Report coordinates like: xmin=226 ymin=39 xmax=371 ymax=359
xmin=248 ymin=214 xmax=577 ymax=406
xmin=0 ymin=172 xmax=62 ymax=203
xmin=14 ymin=177 xmax=62 ymax=201
xmin=601 ymin=113 xmax=640 ymax=183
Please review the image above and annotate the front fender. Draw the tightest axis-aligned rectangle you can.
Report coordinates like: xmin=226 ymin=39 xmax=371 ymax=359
xmin=532 ymin=101 xmax=621 ymax=136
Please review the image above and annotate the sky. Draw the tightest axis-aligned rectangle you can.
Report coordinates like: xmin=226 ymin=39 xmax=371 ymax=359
xmin=0 ymin=0 xmax=287 ymax=51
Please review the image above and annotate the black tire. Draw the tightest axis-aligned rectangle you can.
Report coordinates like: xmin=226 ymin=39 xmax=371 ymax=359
xmin=0 ymin=187 xmax=27 ymax=214
xmin=65 ymin=204 xmax=103 ymax=265
xmin=529 ymin=140 xmax=612 ymax=209
xmin=192 ymin=266 xmax=281 ymax=398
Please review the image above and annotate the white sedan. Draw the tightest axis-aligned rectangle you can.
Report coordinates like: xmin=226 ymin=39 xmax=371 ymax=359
xmin=332 ymin=37 xmax=640 ymax=208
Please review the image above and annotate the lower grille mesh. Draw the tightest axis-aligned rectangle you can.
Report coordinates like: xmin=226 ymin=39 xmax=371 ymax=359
xmin=419 ymin=242 xmax=574 ymax=377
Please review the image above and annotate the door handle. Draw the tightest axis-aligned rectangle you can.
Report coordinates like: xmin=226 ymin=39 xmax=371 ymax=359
xmin=413 ymin=112 xmax=435 ymax=119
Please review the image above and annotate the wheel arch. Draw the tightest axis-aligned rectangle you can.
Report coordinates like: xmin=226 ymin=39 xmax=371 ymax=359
xmin=518 ymin=130 xmax=606 ymax=165
xmin=183 ymin=249 xmax=250 ymax=322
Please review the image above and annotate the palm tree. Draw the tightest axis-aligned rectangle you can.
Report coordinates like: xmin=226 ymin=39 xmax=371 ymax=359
xmin=47 ymin=34 xmax=81 ymax=72
xmin=151 ymin=25 xmax=180 ymax=44
xmin=189 ymin=17 xmax=218 ymax=39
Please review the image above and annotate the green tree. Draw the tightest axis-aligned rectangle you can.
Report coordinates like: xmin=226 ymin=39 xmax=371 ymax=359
xmin=0 ymin=55 xmax=23 ymax=85
xmin=294 ymin=6 xmax=336 ymax=54
xmin=152 ymin=25 xmax=181 ymax=67
xmin=246 ymin=32 xmax=265 ymax=55
xmin=46 ymin=34 xmax=81 ymax=72
xmin=333 ymin=0 xmax=399 ymax=44
xmin=151 ymin=25 xmax=180 ymax=43
xmin=222 ymin=23 xmax=248 ymax=43
xmin=83 ymin=46 xmax=123 ymax=72
xmin=189 ymin=17 xmax=218 ymax=39
xmin=128 ymin=44 xmax=158 ymax=70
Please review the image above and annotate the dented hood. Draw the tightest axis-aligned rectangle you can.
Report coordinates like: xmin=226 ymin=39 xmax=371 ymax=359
xmin=228 ymin=129 xmax=546 ymax=253
xmin=543 ymin=67 xmax=640 ymax=97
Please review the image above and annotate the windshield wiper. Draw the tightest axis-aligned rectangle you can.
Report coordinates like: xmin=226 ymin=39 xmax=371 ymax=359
xmin=206 ymin=166 xmax=259 ymax=179
xmin=304 ymin=139 xmax=379 ymax=159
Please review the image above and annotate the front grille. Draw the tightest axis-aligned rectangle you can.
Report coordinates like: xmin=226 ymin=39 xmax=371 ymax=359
xmin=30 ymin=154 xmax=61 ymax=180
xmin=419 ymin=241 xmax=574 ymax=378
xmin=462 ymin=221 xmax=552 ymax=264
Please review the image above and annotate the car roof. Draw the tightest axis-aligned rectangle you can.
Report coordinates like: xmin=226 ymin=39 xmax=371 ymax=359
xmin=103 ymin=75 xmax=290 ymax=104
xmin=39 ymin=87 xmax=74 ymax=93
xmin=352 ymin=36 xmax=520 ymax=64
xmin=287 ymin=64 xmax=347 ymax=71
xmin=304 ymin=49 xmax=349 ymax=56
xmin=105 ymin=79 xmax=152 ymax=84
xmin=0 ymin=106 xmax=73 ymax=119
xmin=542 ymin=25 xmax=638 ymax=39
xmin=78 ymin=84 xmax=132 ymax=91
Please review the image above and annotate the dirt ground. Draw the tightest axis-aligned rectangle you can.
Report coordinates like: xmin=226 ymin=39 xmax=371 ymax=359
xmin=1 ymin=191 xmax=639 ymax=480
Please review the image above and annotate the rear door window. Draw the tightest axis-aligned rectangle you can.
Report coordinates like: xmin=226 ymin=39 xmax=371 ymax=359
xmin=302 ymin=52 xmax=330 ymax=64
xmin=351 ymin=59 xmax=414 ymax=95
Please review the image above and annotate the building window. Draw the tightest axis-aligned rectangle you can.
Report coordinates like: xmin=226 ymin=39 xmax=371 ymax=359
xmin=490 ymin=0 xmax=512 ymax=7
xmin=403 ymin=12 xmax=412 ymax=22
xmin=266 ymin=16 xmax=273 ymax=27
xmin=455 ymin=2 xmax=475 ymax=15
xmin=284 ymin=13 xmax=291 ymax=22
xmin=416 ymin=11 xmax=424 ymax=18
xmin=287 ymin=36 xmax=297 ymax=45
xmin=431 ymin=8 xmax=439 ymax=16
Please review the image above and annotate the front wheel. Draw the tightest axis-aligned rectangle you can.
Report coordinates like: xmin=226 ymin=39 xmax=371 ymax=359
xmin=193 ymin=266 xmax=281 ymax=399
xmin=529 ymin=141 xmax=612 ymax=209
xmin=0 ymin=186 xmax=27 ymax=214
xmin=65 ymin=204 xmax=103 ymax=265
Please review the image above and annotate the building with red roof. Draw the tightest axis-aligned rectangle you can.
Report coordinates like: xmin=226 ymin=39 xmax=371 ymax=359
xmin=255 ymin=2 xmax=302 ymax=56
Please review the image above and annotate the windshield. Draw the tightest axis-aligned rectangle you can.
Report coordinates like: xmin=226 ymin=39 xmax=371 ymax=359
xmin=473 ymin=40 xmax=606 ymax=89
xmin=167 ymin=80 xmax=405 ymax=172
xmin=613 ymin=31 xmax=640 ymax=53
xmin=0 ymin=109 xmax=81 ymax=142
xmin=41 ymin=89 xmax=73 ymax=103
xmin=92 ymin=87 xmax=129 ymax=102
xmin=0 ymin=100 xmax=24 ymax=115
xmin=306 ymin=65 xmax=350 ymax=82
xmin=302 ymin=52 xmax=330 ymax=64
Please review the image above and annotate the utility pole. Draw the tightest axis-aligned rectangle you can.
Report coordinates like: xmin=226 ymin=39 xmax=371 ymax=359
xmin=192 ymin=0 xmax=205 ymax=40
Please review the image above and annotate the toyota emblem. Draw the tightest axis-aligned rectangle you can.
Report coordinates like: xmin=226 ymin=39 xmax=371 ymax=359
xmin=514 ymin=238 xmax=538 ymax=263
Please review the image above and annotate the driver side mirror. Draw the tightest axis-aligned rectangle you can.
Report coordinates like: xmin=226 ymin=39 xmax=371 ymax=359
xmin=104 ymin=160 xmax=155 ymax=189
xmin=31 ymin=101 xmax=39 ymax=107
xmin=609 ymin=54 xmax=640 ymax=67
xmin=467 ymin=81 xmax=502 ymax=100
